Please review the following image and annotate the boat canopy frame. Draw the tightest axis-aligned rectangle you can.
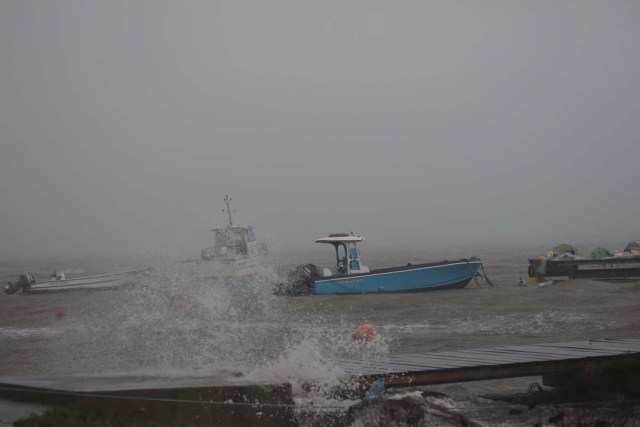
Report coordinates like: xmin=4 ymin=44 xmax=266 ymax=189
xmin=315 ymin=234 xmax=364 ymax=275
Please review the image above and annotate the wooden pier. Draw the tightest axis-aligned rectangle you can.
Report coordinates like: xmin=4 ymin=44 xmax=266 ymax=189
xmin=338 ymin=337 xmax=640 ymax=389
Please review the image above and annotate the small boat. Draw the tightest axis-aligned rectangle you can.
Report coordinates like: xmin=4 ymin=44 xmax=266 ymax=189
xmin=198 ymin=195 xmax=267 ymax=280
xmin=274 ymin=233 xmax=483 ymax=295
xmin=4 ymin=268 xmax=151 ymax=294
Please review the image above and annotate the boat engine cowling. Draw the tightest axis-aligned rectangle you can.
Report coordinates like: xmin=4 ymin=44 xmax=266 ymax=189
xmin=274 ymin=264 xmax=318 ymax=296
xmin=4 ymin=273 xmax=36 ymax=295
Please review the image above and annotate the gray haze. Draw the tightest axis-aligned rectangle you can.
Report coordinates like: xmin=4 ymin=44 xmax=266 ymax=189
xmin=1 ymin=1 xmax=639 ymax=258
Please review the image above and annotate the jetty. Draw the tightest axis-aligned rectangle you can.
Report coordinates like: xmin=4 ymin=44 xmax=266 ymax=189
xmin=1 ymin=337 xmax=640 ymax=426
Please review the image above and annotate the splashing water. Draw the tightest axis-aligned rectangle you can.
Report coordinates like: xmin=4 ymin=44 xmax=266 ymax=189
xmin=45 ymin=261 xmax=274 ymax=375
xmin=42 ymin=258 xmax=389 ymax=403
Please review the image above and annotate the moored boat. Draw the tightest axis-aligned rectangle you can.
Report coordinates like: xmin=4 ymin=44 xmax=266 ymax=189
xmin=4 ymin=268 xmax=151 ymax=294
xmin=198 ymin=195 xmax=267 ymax=280
xmin=527 ymin=242 xmax=640 ymax=280
xmin=274 ymin=233 xmax=484 ymax=295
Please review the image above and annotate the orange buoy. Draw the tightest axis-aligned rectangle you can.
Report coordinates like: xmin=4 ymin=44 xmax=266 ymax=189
xmin=55 ymin=308 xmax=65 ymax=320
xmin=353 ymin=323 xmax=375 ymax=341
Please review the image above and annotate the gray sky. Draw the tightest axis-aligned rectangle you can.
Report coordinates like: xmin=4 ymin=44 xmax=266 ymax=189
xmin=1 ymin=1 xmax=639 ymax=258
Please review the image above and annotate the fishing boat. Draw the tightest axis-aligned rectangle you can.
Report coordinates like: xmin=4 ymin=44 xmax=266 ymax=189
xmin=198 ymin=195 xmax=267 ymax=280
xmin=274 ymin=233 xmax=484 ymax=295
xmin=4 ymin=268 xmax=151 ymax=294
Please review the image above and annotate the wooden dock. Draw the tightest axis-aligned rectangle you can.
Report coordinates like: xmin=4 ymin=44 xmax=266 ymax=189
xmin=338 ymin=337 xmax=640 ymax=389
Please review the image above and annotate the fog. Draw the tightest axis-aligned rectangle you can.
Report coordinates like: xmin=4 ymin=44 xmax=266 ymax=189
xmin=1 ymin=1 xmax=639 ymax=258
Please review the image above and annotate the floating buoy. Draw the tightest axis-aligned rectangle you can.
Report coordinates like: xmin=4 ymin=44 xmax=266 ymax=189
xmin=353 ymin=323 xmax=375 ymax=341
xmin=55 ymin=308 xmax=65 ymax=320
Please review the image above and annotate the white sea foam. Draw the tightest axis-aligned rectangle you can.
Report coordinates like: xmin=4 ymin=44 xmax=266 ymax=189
xmin=0 ymin=327 xmax=56 ymax=339
xmin=244 ymin=337 xmax=344 ymax=394
xmin=242 ymin=324 xmax=391 ymax=402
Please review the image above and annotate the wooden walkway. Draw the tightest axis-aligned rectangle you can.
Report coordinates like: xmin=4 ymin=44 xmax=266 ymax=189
xmin=338 ymin=337 xmax=640 ymax=388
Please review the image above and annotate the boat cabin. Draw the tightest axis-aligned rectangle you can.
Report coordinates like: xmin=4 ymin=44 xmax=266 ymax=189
xmin=202 ymin=225 xmax=265 ymax=259
xmin=315 ymin=233 xmax=370 ymax=276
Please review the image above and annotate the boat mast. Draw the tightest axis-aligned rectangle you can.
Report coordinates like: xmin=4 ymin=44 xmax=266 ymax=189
xmin=223 ymin=194 xmax=233 ymax=227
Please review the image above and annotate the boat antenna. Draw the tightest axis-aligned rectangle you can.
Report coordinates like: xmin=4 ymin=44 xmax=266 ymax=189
xmin=223 ymin=194 xmax=234 ymax=227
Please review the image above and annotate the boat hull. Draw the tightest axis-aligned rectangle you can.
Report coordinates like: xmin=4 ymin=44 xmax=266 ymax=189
xmin=218 ymin=254 xmax=266 ymax=278
xmin=313 ymin=259 xmax=482 ymax=295
xmin=25 ymin=269 xmax=150 ymax=294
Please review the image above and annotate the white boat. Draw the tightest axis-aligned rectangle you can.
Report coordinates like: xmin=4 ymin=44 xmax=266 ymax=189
xmin=199 ymin=195 xmax=267 ymax=280
xmin=4 ymin=268 xmax=151 ymax=294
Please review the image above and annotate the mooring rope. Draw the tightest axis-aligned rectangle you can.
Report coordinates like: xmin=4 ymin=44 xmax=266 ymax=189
xmin=468 ymin=260 xmax=495 ymax=288
xmin=480 ymin=263 xmax=494 ymax=287
xmin=466 ymin=260 xmax=483 ymax=288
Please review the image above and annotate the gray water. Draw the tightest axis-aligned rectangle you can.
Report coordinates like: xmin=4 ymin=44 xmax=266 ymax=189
xmin=1 ymin=244 xmax=639 ymax=425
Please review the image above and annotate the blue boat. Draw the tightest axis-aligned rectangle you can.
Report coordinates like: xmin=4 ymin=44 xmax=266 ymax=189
xmin=274 ymin=233 xmax=484 ymax=295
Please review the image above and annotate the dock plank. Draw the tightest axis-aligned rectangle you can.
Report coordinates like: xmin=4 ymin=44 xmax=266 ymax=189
xmin=537 ymin=343 xmax=639 ymax=354
xmin=395 ymin=354 xmax=525 ymax=367
xmin=404 ymin=350 xmax=569 ymax=365
xmin=588 ymin=340 xmax=640 ymax=350
xmin=489 ymin=344 xmax=617 ymax=359
xmin=525 ymin=344 xmax=628 ymax=356
xmin=383 ymin=357 xmax=473 ymax=369
xmin=391 ymin=353 xmax=501 ymax=366
xmin=452 ymin=349 xmax=579 ymax=363
xmin=553 ymin=339 xmax=640 ymax=349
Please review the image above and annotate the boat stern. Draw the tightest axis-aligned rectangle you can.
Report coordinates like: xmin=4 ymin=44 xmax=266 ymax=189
xmin=4 ymin=273 xmax=36 ymax=295
xmin=273 ymin=264 xmax=319 ymax=296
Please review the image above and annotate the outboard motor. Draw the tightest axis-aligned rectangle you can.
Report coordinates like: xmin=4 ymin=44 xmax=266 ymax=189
xmin=4 ymin=273 xmax=36 ymax=295
xmin=274 ymin=264 xmax=318 ymax=296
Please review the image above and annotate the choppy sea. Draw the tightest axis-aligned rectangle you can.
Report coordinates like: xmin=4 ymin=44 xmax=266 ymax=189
xmin=2 ymin=244 xmax=640 ymax=425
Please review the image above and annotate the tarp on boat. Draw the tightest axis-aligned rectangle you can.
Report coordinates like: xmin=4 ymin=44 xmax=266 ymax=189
xmin=590 ymin=247 xmax=613 ymax=259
